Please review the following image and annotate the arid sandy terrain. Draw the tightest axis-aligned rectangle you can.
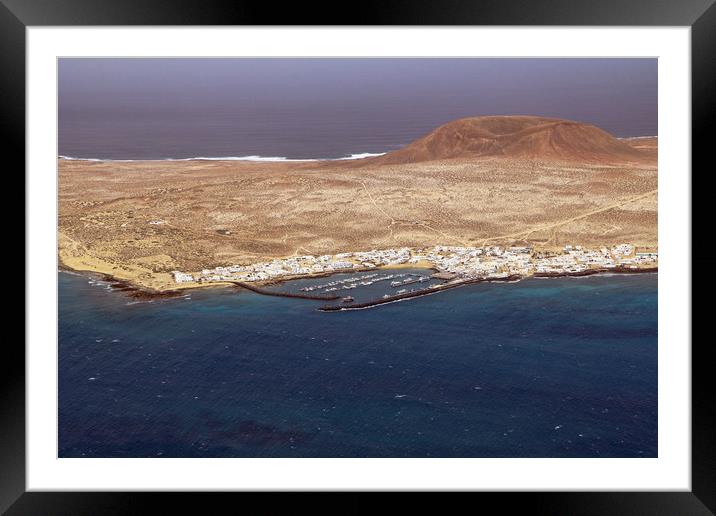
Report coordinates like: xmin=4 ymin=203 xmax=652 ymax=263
xmin=59 ymin=116 xmax=657 ymax=290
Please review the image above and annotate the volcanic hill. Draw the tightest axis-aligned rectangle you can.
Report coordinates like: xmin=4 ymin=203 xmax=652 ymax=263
xmin=360 ymin=115 xmax=653 ymax=166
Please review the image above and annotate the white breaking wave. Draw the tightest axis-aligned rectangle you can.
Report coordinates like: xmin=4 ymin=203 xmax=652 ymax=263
xmin=59 ymin=155 xmax=105 ymax=162
xmin=335 ymin=152 xmax=386 ymax=160
xmin=58 ymin=152 xmax=386 ymax=163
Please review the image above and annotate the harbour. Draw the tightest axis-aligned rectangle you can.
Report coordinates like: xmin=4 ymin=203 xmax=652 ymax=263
xmin=226 ymin=265 xmax=657 ymax=312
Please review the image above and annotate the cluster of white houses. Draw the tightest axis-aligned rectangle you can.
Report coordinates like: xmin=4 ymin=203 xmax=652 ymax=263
xmin=173 ymin=243 xmax=657 ymax=284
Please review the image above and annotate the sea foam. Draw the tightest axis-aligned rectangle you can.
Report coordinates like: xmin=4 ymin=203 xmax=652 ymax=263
xmin=58 ymin=152 xmax=386 ymax=163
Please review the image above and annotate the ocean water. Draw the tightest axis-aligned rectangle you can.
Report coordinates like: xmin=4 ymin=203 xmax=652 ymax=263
xmin=58 ymin=271 xmax=657 ymax=458
xmin=58 ymin=58 xmax=657 ymax=160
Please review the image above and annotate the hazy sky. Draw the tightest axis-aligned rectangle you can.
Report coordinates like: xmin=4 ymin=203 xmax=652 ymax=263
xmin=58 ymin=58 xmax=657 ymax=159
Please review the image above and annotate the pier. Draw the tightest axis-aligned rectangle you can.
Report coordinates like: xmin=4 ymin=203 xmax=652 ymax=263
xmin=233 ymin=281 xmax=341 ymax=301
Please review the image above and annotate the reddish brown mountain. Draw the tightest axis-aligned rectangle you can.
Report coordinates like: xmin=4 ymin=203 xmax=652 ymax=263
xmin=362 ymin=116 xmax=653 ymax=165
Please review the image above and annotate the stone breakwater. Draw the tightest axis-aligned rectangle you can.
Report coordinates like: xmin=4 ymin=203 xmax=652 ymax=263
xmin=233 ymin=281 xmax=341 ymax=301
xmin=318 ymin=274 xmax=523 ymax=311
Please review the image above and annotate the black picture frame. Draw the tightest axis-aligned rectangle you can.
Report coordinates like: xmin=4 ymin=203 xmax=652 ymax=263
xmin=5 ymin=0 xmax=714 ymax=513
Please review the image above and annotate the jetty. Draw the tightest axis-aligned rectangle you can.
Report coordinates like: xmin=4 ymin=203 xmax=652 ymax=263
xmin=233 ymin=281 xmax=341 ymax=301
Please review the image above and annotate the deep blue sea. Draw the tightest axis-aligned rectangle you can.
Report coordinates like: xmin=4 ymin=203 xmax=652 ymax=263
xmin=58 ymin=270 xmax=657 ymax=458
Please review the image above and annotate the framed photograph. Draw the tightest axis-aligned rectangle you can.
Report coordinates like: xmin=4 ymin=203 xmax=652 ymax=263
xmin=7 ymin=0 xmax=714 ymax=512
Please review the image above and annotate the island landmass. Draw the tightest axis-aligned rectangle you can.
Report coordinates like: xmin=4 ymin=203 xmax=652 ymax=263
xmin=59 ymin=116 xmax=658 ymax=299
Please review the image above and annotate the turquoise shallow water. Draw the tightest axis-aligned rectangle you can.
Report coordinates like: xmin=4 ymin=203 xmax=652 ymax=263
xmin=58 ymin=271 xmax=657 ymax=457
